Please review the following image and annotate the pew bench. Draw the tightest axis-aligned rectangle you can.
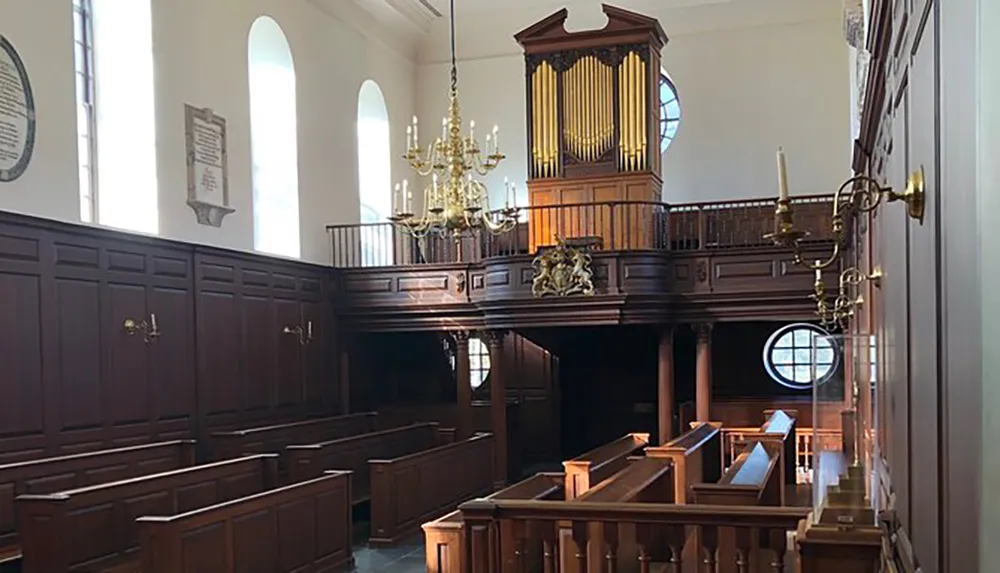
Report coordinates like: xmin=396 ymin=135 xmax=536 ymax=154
xmin=646 ymin=422 xmax=722 ymax=503
xmin=563 ymin=433 xmax=650 ymax=500
xmin=727 ymin=410 xmax=797 ymax=504
xmin=0 ymin=440 xmax=196 ymax=567
xmin=209 ymin=411 xmax=378 ymax=461
xmin=422 ymin=472 xmax=564 ymax=573
xmin=16 ymin=454 xmax=278 ymax=573
xmin=137 ymin=470 xmax=354 ymax=573
xmin=370 ymin=433 xmax=494 ymax=547
xmin=286 ymin=422 xmax=442 ymax=502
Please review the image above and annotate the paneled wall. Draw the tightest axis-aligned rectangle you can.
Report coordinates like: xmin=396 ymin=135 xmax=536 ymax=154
xmin=0 ymin=212 xmax=338 ymax=462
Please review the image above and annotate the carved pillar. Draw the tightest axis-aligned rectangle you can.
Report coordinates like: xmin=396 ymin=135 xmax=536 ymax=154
xmin=453 ymin=331 xmax=473 ymax=440
xmin=657 ymin=326 xmax=675 ymax=444
xmin=485 ymin=329 xmax=509 ymax=488
xmin=693 ymin=323 xmax=713 ymax=422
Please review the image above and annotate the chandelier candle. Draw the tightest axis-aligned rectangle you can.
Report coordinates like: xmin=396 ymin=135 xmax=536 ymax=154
xmin=776 ymin=146 xmax=789 ymax=201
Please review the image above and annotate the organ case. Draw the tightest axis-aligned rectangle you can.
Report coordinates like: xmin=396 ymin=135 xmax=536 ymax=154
xmin=516 ymin=5 xmax=668 ymax=251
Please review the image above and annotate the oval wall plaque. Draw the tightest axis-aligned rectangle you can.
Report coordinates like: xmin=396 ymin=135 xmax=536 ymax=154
xmin=0 ymin=35 xmax=36 ymax=182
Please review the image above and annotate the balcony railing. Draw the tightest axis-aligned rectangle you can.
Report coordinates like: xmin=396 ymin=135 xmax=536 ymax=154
xmin=327 ymin=195 xmax=835 ymax=268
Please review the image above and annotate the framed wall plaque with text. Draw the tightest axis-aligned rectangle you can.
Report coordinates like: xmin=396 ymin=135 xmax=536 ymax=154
xmin=185 ymin=104 xmax=234 ymax=226
xmin=0 ymin=35 xmax=36 ymax=183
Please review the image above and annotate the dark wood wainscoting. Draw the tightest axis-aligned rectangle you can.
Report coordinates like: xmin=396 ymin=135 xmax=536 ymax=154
xmin=0 ymin=212 xmax=338 ymax=461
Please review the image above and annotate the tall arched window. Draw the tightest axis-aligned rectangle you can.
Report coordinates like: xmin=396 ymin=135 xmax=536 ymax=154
xmin=659 ymin=73 xmax=681 ymax=153
xmin=248 ymin=16 xmax=300 ymax=258
xmin=357 ymin=80 xmax=392 ymax=266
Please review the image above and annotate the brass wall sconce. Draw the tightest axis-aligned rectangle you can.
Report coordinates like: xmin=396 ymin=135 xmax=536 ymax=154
xmin=764 ymin=166 xmax=926 ymax=270
xmin=812 ymin=267 xmax=882 ymax=329
xmin=123 ymin=314 xmax=161 ymax=344
xmin=283 ymin=321 xmax=314 ymax=346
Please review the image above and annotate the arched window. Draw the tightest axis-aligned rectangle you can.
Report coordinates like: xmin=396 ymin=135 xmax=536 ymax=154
xmin=248 ymin=16 xmax=300 ymax=258
xmin=762 ymin=323 xmax=839 ymax=390
xmin=659 ymin=73 xmax=681 ymax=153
xmin=469 ymin=337 xmax=491 ymax=389
xmin=357 ymin=80 xmax=392 ymax=266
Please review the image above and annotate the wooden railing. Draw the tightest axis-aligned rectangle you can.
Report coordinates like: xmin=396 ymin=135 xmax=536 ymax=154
xmin=721 ymin=427 xmax=842 ymax=484
xmin=326 ymin=195 xmax=835 ymax=268
xmin=458 ymin=498 xmax=809 ymax=573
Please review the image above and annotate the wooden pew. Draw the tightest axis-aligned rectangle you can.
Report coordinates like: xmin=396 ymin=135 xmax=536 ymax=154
xmin=565 ymin=457 xmax=675 ymax=573
xmin=137 ymin=470 xmax=354 ymax=573
xmin=370 ymin=433 xmax=494 ymax=547
xmin=286 ymin=423 xmax=441 ymax=503
xmin=0 ymin=440 xmax=196 ymax=565
xmin=646 ymin=422 xmax=722 ymax=503
xmin=689 ymin=442 xmax=781 ymax=573
xmin=562 ymin=433 xmax=650 ymax=500
xmin=16 ymin=454 xmax=278 ymax=573
xmin=422 ymin=472 xmax=564 ymax=573
xmin=730 ymin=410 xmax=797 ymax=503
xmin=209 ymin=412 xmax=378 ymax=460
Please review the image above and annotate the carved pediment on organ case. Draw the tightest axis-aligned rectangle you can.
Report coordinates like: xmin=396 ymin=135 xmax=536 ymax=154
xmin=531 ymin=238 xmax=597 ymax=297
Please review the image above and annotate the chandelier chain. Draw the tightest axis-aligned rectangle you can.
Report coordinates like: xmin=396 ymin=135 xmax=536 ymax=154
xmin=450 ymin=0 xmax=458 ymax=95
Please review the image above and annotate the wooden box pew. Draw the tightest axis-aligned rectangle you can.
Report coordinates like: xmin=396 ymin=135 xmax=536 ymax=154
xmin=563 ymin=456 xmax=676 ymax=573
xmin=728 ymin=410 xmax=797 ymax=504
xmin=370 ymin=433 xmax=494 ymax=547
xmin=563 ymin=433 xmax=650 ymax=500
xmin=15 ymin=454 xmax=278 ymax=573
xmin=689 ymin=442 xmax=781 ymax=573
xmin=0 ymin=440 xmax=196 ymax=566
xmin=422 ymin=472 xmax=564 ymax=573
xmin=137 ymin=470 xmax=354 ymax=573
xmin=208 ymin=412 xmax=378 ymax=461
xmin=645 ymin=422 xmax=722 ymax=503
xmin=286 ymin=423 xmax=442 ymax=502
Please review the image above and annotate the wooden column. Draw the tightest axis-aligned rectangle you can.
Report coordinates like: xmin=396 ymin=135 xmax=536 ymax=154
xmin=657 ymin=326 xmax=675 ymax=444
xmin=485 ymin=330 xmax=508 ymax=489
xmin=693 ymin=323 xmax=713 ymax=421
xmin=453 ymin=331 xmax=473 ymax=440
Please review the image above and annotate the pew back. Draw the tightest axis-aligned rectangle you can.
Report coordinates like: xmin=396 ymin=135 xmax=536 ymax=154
xmin=371 ymin=433 xmax=494 ymax=547
xmin=0 ymin=440 xmax=196 ymax=555
xmin=646 ymin=423 xmax=721 ymax=503
xmin=209 ymin=412 xmax=378 ymax=460
xmin=690 ymin=442 xmax=780 ymax=506
xmin=577 ymin=457 xmax=674 ymax=504
xmin=286 ymin=423 xmax=440 ymax=503
xmin=137 ymin=471 xmax=354 ymax=573
xmin=562 ymin=433 xmax=650 ymax=500
xmin=17 ymin=454 xmax=278 ymax=573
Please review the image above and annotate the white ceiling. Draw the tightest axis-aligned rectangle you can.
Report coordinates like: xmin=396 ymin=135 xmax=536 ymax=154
xmin=427 ymin=0 xmax=743 ymax=15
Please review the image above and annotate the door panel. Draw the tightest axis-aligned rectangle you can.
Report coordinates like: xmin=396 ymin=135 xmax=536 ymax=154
xmin=148 ymin=286 xmax=196 ymax=423
xmin=106 ymin=283 xmax=150 ymax=424
xmin=243 ymin=295 xmax=277 ymax=411
xmin=300 ymin=300 xmax=325 ymax=405
xmin=275 ymin=298 xmax=303 ymax=407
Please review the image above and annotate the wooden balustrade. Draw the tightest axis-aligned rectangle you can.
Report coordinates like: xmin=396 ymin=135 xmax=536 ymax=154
xmin=459 ymin=498 xmax=809 ymax=573
xmin=563 ymin=433 xmax=649 ymax=500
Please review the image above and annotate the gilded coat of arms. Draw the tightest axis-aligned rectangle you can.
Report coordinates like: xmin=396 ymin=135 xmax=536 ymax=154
xmin=531 ymin=239 xmax=596 ymax=297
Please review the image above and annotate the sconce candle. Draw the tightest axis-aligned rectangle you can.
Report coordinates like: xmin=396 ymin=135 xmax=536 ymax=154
xmin=776 ymin=147 xmax=789 ymax=201
xmin=814 ymin=262 xmax=821 ymax=283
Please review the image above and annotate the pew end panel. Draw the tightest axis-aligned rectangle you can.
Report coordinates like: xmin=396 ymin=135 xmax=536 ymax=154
xmin=646 ymin=423 xmax=721 ymax=503
xmin=138 ymin=471 xmax=354 ymax=573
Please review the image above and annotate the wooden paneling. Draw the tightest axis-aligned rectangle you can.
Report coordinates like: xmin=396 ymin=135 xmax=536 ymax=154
xmin=0 ymin=212 xmax=338 ymax=462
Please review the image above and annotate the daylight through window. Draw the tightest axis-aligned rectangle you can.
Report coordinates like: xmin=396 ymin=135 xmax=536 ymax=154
xmin=659 ymin=73 xmax=681 ymax=153
xmin=762 ymin=323 xmax=838 ymax=390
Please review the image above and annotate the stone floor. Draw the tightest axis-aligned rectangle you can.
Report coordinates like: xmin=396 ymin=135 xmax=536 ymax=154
xmin=349 ymin=536 xmax=425 ymax=573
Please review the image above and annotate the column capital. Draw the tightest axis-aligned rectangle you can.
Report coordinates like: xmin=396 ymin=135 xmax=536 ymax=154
xmin=692 ymin=322 xmax=714 ymax=342
xmin=482 ymin=329 xmax=509 ymax=347
xmin=451 ymin=330 xmax=471 ymax=345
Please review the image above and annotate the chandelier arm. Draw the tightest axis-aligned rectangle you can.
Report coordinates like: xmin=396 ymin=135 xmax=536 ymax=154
xmin=794 ymin=240 xmax=842 ymax=270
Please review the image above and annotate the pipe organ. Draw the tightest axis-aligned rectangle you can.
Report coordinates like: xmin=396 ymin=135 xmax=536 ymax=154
xmin=516 ymin=5 xmax=667 ymax=251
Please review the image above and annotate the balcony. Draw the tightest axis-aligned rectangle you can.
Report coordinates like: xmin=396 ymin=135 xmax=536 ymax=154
xmin=326 ymin=196 xmax=840 ymax=330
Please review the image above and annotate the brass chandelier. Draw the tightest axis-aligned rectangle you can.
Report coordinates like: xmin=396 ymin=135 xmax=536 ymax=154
xmin=389 ymin=0 xmax=518 ymax=239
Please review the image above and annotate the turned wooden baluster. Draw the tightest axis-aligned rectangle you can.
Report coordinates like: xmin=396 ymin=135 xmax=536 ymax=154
xmin=664 ymin=524 xmax=686 ymax=573
xmin=571 ymin=520 xmax=589 ymax=572
xmin=700 ymin=525 xmax=719 ymax=573
xmin=761 ymin=528 xmax=787 ymax=573
xmin=539 ymin=520 xmax=558 ymax=573
xmin=635 ymin=523 xmax=654 ymax=573
xmin=511 ymin=519 xmax=527 ymax=573
xmin=603 ymin=521 xmax=620 ymax=573
xmin=733 ymin=527 xmax=752 ymax=573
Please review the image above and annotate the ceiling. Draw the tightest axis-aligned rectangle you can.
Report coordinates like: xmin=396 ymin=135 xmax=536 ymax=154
xmin=426 ymin=0 xmax=742 ymax=15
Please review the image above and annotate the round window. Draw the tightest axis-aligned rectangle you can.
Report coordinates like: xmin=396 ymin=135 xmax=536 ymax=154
xmin=762 ymin=323 xmax=839 ymax=390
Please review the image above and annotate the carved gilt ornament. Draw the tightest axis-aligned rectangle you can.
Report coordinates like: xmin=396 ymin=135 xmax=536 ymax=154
xmin=531 ymin=239 xmax=596 ymax=297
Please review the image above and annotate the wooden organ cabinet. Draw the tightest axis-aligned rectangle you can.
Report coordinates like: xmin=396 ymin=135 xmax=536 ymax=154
xmin=515 ymin=5 xmax=667 ymax=253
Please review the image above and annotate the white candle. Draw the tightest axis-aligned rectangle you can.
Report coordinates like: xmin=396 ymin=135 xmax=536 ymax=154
xmin=412 ymin=116 xmax=419 ymax=145
xmin=814 ymin=262 xmax=821 ymax=283
xmin=403 ymin=180 xmax=410 ymax=212
xmin=307 ymin=320 xmax=313 ymax=338
xmin=493 ymin=125 xmax=499 ymax=150
xmin=470 ymin=120 xmax=475 ymax=142
xmin=393 ymin=183 xmax=401 ymax=213
xmin=406 ymin=125 xmax=413 ymax=150
xmin=150 ymin=313 xmax=158 ymax=331
xmin=511 ymin=183 xmax=517 ymax=208
xmin=504 ymin=177 xmax=510 ymax=207
xmin=442 ymin=117 xmax=448 ymax=140
xmin=776 ymin=147 xmax=789 ymax=201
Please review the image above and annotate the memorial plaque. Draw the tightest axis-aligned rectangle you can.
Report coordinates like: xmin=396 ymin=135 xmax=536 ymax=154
xmin=0 ymin=35 xmax=35 ymax=182
xmin=185 ymin=104 xmax=234 ymax=226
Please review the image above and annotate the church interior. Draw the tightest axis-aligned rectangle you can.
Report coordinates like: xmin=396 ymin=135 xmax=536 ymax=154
xmin=0 ymin=0 xmax=994 ymax=571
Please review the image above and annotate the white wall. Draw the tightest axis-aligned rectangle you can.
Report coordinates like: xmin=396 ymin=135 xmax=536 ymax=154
xmin=417 ymin=0 xmax=851 ymax=205
xmin=0 ymin=0 xmax=416 ymax=263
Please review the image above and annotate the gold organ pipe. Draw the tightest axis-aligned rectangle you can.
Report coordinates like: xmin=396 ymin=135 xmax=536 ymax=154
xmin=590 ymin=57 xmax=597 ymax=161
xmin=627 ymin=53 xmax=635 ymax=171
xmin=564 ymin=64 xmax=571 ymax=158
xmin=582 ymin=58 xmax=589 ymax=161
xmin=570 ymin=63 xmax=577 ymax=159
xmin=599 ymin=61 xmax=607 ymax=157
xmin=639 ymin=57 xmax=647 ymax=170
xmin=531 ymin=69 xmax=539 ymax=176
xmin=549 ymin=64 xmax=557 ymax=175
xmin=617 ymin=59 xmax=624 ymax=169
xmin=541 ymin=64 xmax=548 ymax=176
xmin=545 ymin=63 xmax=552 ymax=177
